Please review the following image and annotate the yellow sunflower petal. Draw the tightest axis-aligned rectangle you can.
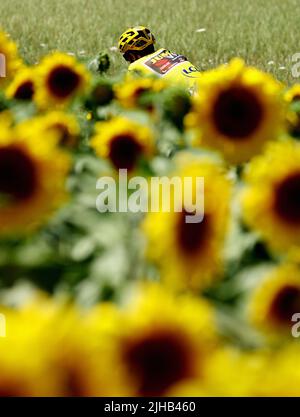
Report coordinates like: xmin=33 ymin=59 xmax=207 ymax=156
xmin=242 ymin=139 xmax=300 ymax=257
xmin=143 ymin=152 xmax=232 ymax=291
xmin=186 ymin=58 xmax=285 ymax=164
xmin=91 ymin=116 xmax=154 ymax=172
xmin=0 ymin=123 xmax=71 ymax=236
xmin=35 ymin=52 xmax=90 ymax=109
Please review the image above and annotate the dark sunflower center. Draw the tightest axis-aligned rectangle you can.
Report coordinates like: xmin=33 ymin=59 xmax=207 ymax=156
xmin=92 ymin=84 xmax=114 ymax=106
xmin=63 ymin=365 xmax=86 ymax=397
xmin=274 ymin=172 xmax=300 ymax=224
xmin=134 ymin=87 xmax=150 ymax=99
xmin=177 ymin=211 xmax=209 ymax=255
xmin=0 ymin=384 xmax=24 ymax=397
xmin=0 ymin=146 xmax=37 ymax=201
xmin=14 ymin=81 xmax=34 ymax=100
xmin=123 ymin=329 xmax=193 ymax=396
xmin=288 ymin=115 xmax=300 ymax=139
xmin=269 ymin=285 xmax=300 ymax=325
xmin=135 ymin=87 xmax=154 ymax=111
xmin=50 ymin=123 xmax=72 ymax=146
xmin=292 ymin=94 xmax=300 ymax=103
xmin=47 ymin=65 xmax=80 ymax=99
xmin=108 ymin=135 xmax=143 ymax=171
xmin=212 ymin=86 xmax=264 ymax=139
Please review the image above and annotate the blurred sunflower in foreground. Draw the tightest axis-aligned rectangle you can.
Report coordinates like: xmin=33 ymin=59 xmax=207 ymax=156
xmin=6 ymin=67 xmax=36 ymax=101
xmin=20 ymin=111 xmax=80 ymax=149
xmin=284 ymin=84 xmax=300 ymax=104
xmin=248 ymin=263 xmax=300 ymax=338
xmin=5 ymin=288 xmax=300 ymax=397
xmin=115 ymin=76 xmax=165 ymax=110
xmin=186 ymin=58 xmax=285 ymax=164
xmin=258 ymin=343 xmax=300 ymax=396
xmin=284 ymin=84 xmax=300 ymax=139
xmin=143 ymin=153 xmax=232 ymax=291
xmin=84 ymin=78 xmax=115 ymax=115
xmin=174 ymin=343 xmax=300 ymax=397
xmin=0 ymin=124 xmax=70 ymax=235
xmin=0 ymin=297 xmax=111 ymax=397
xmin=35 ymin=52 xmax=90 ymax=109
xmin=2 ymin=25 xmax=300 ymax=398
xmin=91 ymin=116 xmax=154 ymax=172
xmin=0 ymin=305 xmax=59 ymax=396
xmin=87 ymin=283 xmax=217 ymax=396
xmin=201 ymin=344 xmax=300 ymax=397
xmin=242 ymin=140 xmax=300 ymax=258
xmin=0 ymin=110 xmax=13 ymax=129
xmin=0 ymin=30 xmax=23 ymax=86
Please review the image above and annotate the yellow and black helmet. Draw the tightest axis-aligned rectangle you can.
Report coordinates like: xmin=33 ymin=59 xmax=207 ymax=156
xmin=118 ymin=26 xmax=156 ymax=54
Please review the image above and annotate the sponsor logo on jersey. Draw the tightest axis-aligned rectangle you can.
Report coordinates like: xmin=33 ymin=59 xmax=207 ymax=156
xmin=144 ymin=49 xmax=188 ymax=75
xmin=182 ymin=65 xmax=201 ymax=78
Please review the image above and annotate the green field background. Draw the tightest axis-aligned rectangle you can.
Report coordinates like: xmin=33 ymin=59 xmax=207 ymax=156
xmin=0 ymin=0 xmax=299 ymax=83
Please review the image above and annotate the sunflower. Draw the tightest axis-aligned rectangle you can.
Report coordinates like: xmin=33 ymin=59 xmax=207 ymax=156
xmin=0 ymin=124 xmax=70 ymax=236
xmin=167 ymin=380 xmax=212 ymax=397
xmin=88 ymin=283 xmax=217 ymax=397
xmin=0 ymin=110 xmax=13 ymax=128
xmin=84 ymin=303 xmax=133 ymax=396
xmin=0 ymin=295 xmax=110 ymax=397
xmin=37 ymin=303 xmax=110 ymax=397
xmin=35 ymin=52 xmax=90 ymax=109
xmin=85 ymin=78 xmax=115 ymax=111
xmin=115 ymin=76 xmax=165 ymax=109
xmin=38 ymin=112 xmax=80 ymax=149
xmin=284 ymin=85 xmax=300 ymax=139
xmin=242 ymin=140 xmax=300 ymax=257
xmin=9 ymin=295 xmax=120 ymax=397
xmin=206 ymin=344 xmax=300 ymax=396
xmin=247 ymin=263 xmax=300 ymax=337
xmin=284 ymin=84 xmax=300 ymax=104
xmin=186 ymin=58 xmax=285 ymax=164
xmin=0 ymin=30 xmax=23 ymax=87
xmin=201 ymin=347 xmax=266 ymax=397
xmin=20 ymin=111 xmax=80 ymax=149
xmin=0 ymin=302 xmax=60 ymax=396
xmin=6 ymin=67 xmax=36 ymax=101
xmin=285 ymin=111 xmax=300 ymax=139
xmin=170 ymin=346 xmax=289 ymax=397
xmin=257 ymin=343 xmax=300 ymax=396
xmin=143 ymin=153 xmax=232 ymax=291
xmin=90 ymin=116 xmax=154 ymax=172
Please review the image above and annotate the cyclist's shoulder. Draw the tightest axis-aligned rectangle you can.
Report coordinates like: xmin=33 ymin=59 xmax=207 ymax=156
xmin=129 ymin=48 xmax=166 ymax=70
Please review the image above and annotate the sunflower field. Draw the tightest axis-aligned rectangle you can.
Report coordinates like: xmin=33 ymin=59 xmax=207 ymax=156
xmin=1 ymin=21 xmax=300 ymax=397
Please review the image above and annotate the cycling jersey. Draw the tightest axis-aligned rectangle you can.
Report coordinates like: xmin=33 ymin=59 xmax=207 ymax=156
xmin=128 ymin=48 xmax=201 ymax=90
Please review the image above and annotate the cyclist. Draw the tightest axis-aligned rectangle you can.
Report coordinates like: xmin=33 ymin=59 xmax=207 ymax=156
xmin=118 ymin=26 xmax=201 ymax=90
